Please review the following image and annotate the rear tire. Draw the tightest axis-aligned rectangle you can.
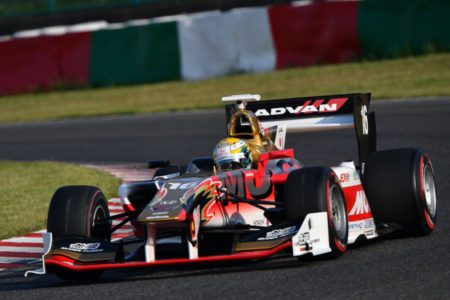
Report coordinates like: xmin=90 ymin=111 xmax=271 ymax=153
xmin=284 ymin=167 xmax=348 ymax=258
xmin=364 ymin=148 xmax=437 ymax=236
xmin=47 ymin=186 xmax=111 ymax=280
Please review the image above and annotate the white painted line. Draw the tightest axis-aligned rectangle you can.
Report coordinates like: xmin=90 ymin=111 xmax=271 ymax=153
xmin=112 ymin=220 xmax=128 ymax=224
xmin=113 ymin=229 xmax=134 ymax=234
xmin=109 ymin=198 xmax=122 ymax=204
xmin=0 ymin=257 xmax=36 ymax=263
xmin=0 ymin=246 xmax=43 ymax=253
xmin=5 ymin=237 xmax=45 ymax=244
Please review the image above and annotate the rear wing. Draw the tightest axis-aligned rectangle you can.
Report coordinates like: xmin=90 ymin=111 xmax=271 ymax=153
xmin=224 ymin=93 xmax=376 ymax=175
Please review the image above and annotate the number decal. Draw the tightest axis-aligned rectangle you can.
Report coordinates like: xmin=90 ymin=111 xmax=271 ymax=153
xmin=167 ymin=182 xmax=198 ymax=190
xmin=361 ymin=105 xmax=369 ymax=135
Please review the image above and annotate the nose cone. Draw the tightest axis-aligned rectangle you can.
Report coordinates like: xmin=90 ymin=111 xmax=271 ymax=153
xmin=137 ymin=177 xmax=202 ymax=223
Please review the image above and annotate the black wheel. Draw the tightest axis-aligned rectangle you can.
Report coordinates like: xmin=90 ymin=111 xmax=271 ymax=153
xmin=364 ymin=148 xmax=437 ymax=236
xmin=47 ymin=185 xmax=111 ymax=240
xmin=284 ymin=167 xmax=348 ymax=258
xmin=47 ymin=186 xmax=110 ymax=281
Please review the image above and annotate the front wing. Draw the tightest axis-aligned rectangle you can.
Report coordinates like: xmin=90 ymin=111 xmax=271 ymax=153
xmin=26 ymin=212 xmax=330 ymax=275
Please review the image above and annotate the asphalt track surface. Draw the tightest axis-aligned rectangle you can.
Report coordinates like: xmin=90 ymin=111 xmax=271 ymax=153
xmin=0 ymin=97 xmax=449 ymax=299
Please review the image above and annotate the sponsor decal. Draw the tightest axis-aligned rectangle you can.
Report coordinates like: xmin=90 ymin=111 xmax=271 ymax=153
xmin=349 ymin=190 xmax=371 ymax=216
xmin=340 ymin=173 xmax=350 ymax=183
xmin=150 ymin=180 xmax=202 ymax=212
xmin=298 ymin=245 xmax=307 ymax=253
xmin=364 ymin=230 xmax=375 ymax=236
xmin=295 ymin=232 xmax=309 ymax=245
xmin=254 ymin=98 xmax=348 ymax=117
xmin=293 ymin=232 xmax=320 ymax=249
xmin=61 ymin=243 xmax=103 ymax=253
xmin=216 ymin=171 xmax=272 ymax=199
xmin=349 ymin=221 xmax=364 ymax=230
xmin=253 ymin=219 xmax=266 ymax=226
xmin=151 ymin=211 xmax=170 ymax=216
xmin=157 ymin=200 xmax=178 ymax=206
xmin=151 ymin=186 xmax=168 ymax=206
xmin=258 ymin=226 xmax=297 ymax=241
xmin=146 ymin=215 xmax=171 ymax=220
xmin=364 ymin=219 xmax=374 ymax=229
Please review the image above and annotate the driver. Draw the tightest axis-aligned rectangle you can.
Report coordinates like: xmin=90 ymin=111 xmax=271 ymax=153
xmin=212 ymin=137 xmax=253 ymax=170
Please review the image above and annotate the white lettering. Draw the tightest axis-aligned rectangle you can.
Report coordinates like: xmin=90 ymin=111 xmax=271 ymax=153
xmin=254 ymin=100 xmax=346 ymax=117
xmin=286 ymin=106 xmax=303 ymax=114
xmin=168 ymin=183 xmax=180 ymax=190
xmin=361 ymin=105 xmax=369 ymax=135
xmin=168 ymin=182 xmax=197 ymax=190
xmin=301 ymin=105 xmax=318 ymax=113
xmin=255 ymin=109 xmax=270 ymax=117
xmin=271 ymin=107 xmax=286 ymax=115
xmin=319 ymin=103 xmax=337 ymax=112
xmin=349 ymin=190 xmax=371 ymax=215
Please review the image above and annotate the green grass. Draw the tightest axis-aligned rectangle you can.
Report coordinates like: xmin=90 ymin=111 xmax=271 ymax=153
xmin=0 ymin=53 xmax=449 ymax=123
xmin=0 ymin=161 xmax=120 ymax=240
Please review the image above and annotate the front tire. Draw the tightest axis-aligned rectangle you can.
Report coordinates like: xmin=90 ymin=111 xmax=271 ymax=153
xmin=284 ymin=167 xmax=348 ymax=258
xmin=47 ymin=186 xmax=111 ymax=280
xmin=47 ymin=185 xmax=111 ymax=240
xmin=364 ymin=148 xmax=437 ymax=236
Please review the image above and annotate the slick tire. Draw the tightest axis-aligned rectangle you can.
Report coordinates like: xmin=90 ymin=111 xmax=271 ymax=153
xmin=284 ymin=167 xmax=348 ymax=258
xmin=47 ymin=186 xmax=111 ymax=241
xmin=47 ymin=186 xmax=110 ymax=281
xmin=364 ymin=148 xmax=437 ymax=236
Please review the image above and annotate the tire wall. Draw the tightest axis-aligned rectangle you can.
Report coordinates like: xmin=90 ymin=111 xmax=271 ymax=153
xmin=0 ymin=0 xmax=449 ymax=95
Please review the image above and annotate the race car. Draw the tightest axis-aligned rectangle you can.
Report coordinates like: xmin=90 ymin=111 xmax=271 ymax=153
xmin=26 ymin=93 xmax=438 ymax=280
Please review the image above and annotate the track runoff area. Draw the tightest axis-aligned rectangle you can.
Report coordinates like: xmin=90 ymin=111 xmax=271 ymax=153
xmin=0 ymin=164 xmax=154 ymax=272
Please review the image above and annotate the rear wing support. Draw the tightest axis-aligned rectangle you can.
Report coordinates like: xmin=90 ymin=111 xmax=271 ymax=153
xmin=224 ymin=93 xmax=376 ymax=175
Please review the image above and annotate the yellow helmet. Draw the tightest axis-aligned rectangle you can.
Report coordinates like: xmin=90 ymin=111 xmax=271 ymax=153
xmin=213 ymin=137 xmax=253 ymax=170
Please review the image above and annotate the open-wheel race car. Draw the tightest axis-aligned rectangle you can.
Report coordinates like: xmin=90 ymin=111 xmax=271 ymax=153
xmin=26 ymin=93 xmax=438 ymax=280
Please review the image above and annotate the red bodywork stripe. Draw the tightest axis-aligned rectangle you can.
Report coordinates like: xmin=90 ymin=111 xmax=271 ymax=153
xmin=45 ymin=241 xmax=292 ymax=271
